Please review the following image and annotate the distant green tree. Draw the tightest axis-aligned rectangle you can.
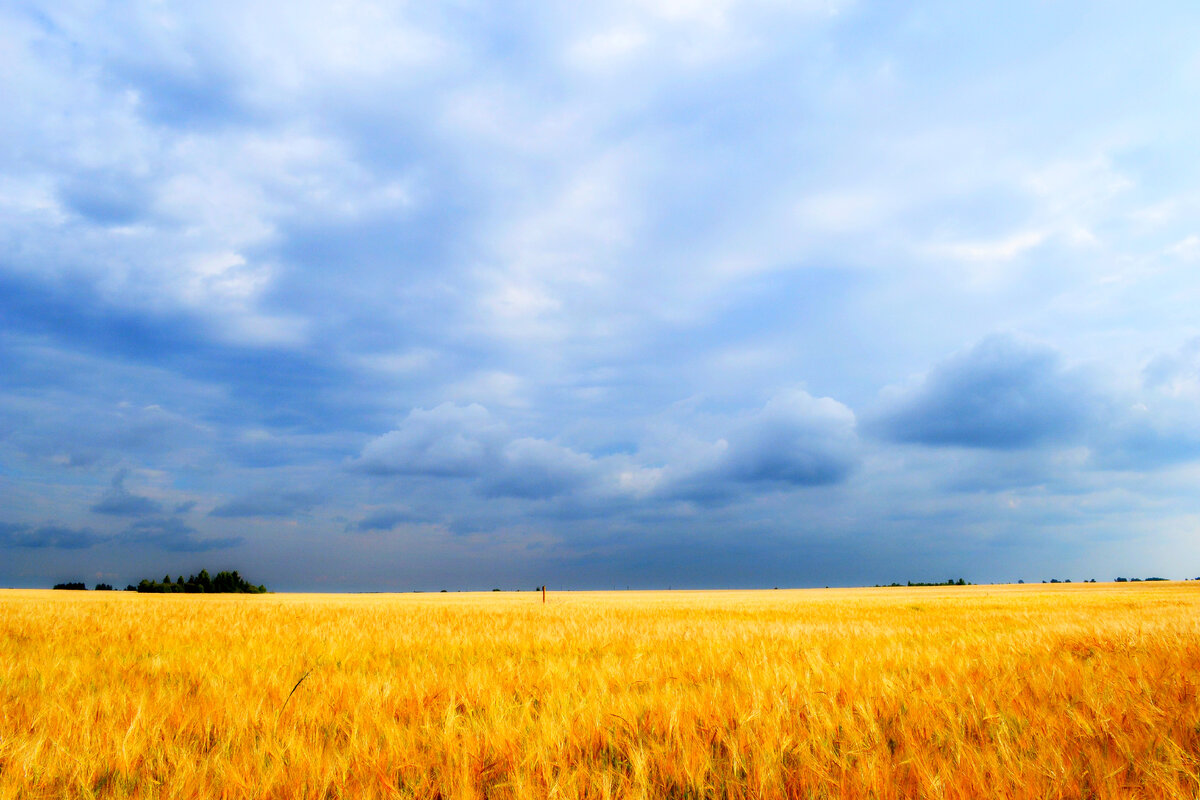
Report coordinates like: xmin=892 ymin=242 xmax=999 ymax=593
xmin=135 ymin=570 xmax=267 ymax=594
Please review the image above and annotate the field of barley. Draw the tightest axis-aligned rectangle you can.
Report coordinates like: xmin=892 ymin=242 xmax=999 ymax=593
xmin=2 ymin=583 xmax=1199 ymax=799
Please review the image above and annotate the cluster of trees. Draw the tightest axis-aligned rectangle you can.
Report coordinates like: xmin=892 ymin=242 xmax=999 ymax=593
xmin=877 ymin=578 xmax=970 ymax=587
xmin=136 ymin=570 xmax=266 ymax=593
xmin=878 ymin=577 xmax=1185 ymax=587
xmin=1027 ymin=577 xmax=1179 ymax=583
xmin=52 ymin=571 xmax=266 ymax=592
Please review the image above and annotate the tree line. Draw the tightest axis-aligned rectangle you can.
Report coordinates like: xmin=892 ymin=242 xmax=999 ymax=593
xmin=52 ymin=570 xmax=267 ymax=593
xmin=137 ymin=570 xmax=266 ymax=593
xmin=876 ymin=578 xmax=970 ymax=587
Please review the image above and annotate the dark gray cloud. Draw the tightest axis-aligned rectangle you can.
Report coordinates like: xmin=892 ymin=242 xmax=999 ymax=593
xmin=0 ymin=522 xmax=110 ymax=550
xmin=125 ymin=518 xmax=242 ymax=552
xmin=209 ymin=489 xmax=322 ymax=518
xmin=350 ymin=507 xmax=433 ymax=532
xmin=357 ymin=393 xmax=856 ymax=510
xmin=663 ymin=391 xmax=858 ymax=504
xmin=90 ymin=469 xmax=163 ymax=516
xmin=716 ymin=392 xmax=858 ymax=486
xmin=481 ymin=438 xmax=598 ymax=499
xmin=869 ymin=335 xmax=1093 ymax=450
xmin=0 ymin=369 xmax=210 ymax=471
xmin=1094 ymin=426 xmax=1200 ymax=471
xmin=863 ymin=336 xmax=1200 ymax=493
xmin=91 ymin=493 xmax=161 ymax=516
xmin=0 ymin=271 xmax=378 ymax=441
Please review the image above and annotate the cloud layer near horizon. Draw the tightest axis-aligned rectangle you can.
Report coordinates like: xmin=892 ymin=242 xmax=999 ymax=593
xmin=5 ymin=1 xmax=1200 ymax=589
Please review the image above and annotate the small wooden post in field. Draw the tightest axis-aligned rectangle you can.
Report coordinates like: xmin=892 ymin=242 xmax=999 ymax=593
xmin=542 ymin=585 xmax=546 ymax=604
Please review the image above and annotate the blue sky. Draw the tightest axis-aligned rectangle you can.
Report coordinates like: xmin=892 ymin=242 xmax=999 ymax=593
xmin=4 ymin=0 xmax=1200 ymax=590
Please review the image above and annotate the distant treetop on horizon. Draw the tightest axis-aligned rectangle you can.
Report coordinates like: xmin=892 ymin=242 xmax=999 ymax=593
xmin=136 ymin=570 xmax=266 ymax=594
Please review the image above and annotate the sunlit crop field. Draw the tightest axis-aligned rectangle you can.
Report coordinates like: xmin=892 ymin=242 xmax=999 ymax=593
xmin=3 ymin=583 xmax=1200 ymax=799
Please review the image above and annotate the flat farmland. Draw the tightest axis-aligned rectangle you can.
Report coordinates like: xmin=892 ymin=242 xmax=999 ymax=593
xmin=2 ymin=583 xmax=1199 ymax=799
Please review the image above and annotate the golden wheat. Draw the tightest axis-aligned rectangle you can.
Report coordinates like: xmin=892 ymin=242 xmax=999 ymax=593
xmin=2 ymin=583 xmax=1199 ymax=798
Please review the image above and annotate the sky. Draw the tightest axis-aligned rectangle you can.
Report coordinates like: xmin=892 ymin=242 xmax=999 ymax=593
xmin=3 ymin=0 xmax=1200 ymax=590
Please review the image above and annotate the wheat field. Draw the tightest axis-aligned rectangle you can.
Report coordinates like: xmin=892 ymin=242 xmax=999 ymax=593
xmin=2 ymin=582 xmax=1199 ymax=799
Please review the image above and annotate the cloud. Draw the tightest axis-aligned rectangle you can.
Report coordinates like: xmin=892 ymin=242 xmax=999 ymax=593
xmin=350 ymin=507 xmax=432 ymax=532
xmin=1141 ymin=337 xmax=1200 ymax=397
xmin=0 ymin=522 xmax=111 ymax=550
xmin=356 ymin=403 xmax=505 ymax=477
xmin=861 ymin=335 xmax=1200 ymax=490
xmin=90 ymin=469 xmax=163 ymax=516
xmin=91 ymin=493 xmax=161 ymax=516
xmin=718 ymin=392 xmax=858 ymax=485
xmin=869 ymin=335 xmax=1093 ymax=450
xmin=125 ymin=518 xmax=242 ymax=552
xmin=481 ymin=438 xmax=598 ymax=499
xmin=58 ymin=170 xmax=151 ymax=226
xmin=356 ymin=403 xmax=599 ymax=499
xmin=664 ymin=390 xmax=858 ymax=502
xmin=0 ymin=270 xmax=365 ymax=442
xmin=937 ymin=448 xmax=1092 ymax=494
xmin=209 ymin=489 xmax=322 ymax=518
xmin=356 ymin=393 xmax=858 ymax=510
xmin=1087 ymin=338 xmax=1200 ymax=470
xmin=1090 ymin=411 xmax=1200 ymax=471
xmin=0 ymin=342 xmax=216 ymax=469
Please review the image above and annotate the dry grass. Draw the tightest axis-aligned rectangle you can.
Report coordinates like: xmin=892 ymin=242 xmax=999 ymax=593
xmin=2 ymin=583 xmax=1199 ymax=798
